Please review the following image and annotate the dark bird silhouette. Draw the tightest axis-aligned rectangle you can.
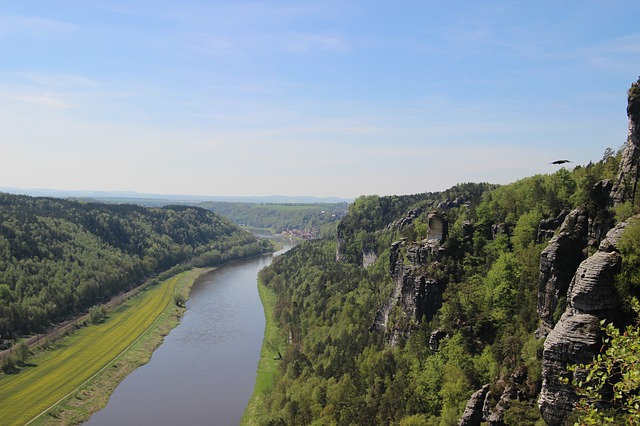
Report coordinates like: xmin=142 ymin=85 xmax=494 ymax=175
xmin=550 ymin=159 xmax=571 ymax=165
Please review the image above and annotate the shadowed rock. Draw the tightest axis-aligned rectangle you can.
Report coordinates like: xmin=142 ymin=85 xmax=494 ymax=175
xmin=538 ymin=221 xmax=627 ymax=424
xmin=611 ymin=78 xmax=640 ymax=205
xmin=537 ymin=208 xmax=588 ymax=337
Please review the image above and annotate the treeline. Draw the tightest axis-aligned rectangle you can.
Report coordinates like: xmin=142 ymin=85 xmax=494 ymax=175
xmin=256 ymin=150 xmax=637 ymax=424
xmin=200 ymin=202 xmax=347 ymax=236
xmin=0 ymin=193 xmax=272 ymax=340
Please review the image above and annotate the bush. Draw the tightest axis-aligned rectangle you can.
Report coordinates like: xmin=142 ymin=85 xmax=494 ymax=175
xmin=89 ymin=305 xmax=107 ymax=324
xmin=1 ymin=353 xmax=17 ymax=374
xmin=174 ymin=293 xmax=187 ymax=307
xmin=15 ymin=342 xmax=29 ymax=365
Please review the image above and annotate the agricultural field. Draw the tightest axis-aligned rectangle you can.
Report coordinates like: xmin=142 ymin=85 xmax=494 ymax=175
xmin=0 ymin=269 xmax=205 ymax=425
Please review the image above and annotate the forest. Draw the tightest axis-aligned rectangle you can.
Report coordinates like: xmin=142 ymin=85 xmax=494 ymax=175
xmin=256 ymin=142 xmax=640 ymax=425
xmin=199 ymin=201 xmax=348 ymax=236
xmin=0 ymin=193 xmax=272 ymax=341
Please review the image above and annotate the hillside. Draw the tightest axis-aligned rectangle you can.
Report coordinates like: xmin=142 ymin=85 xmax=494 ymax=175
xmin=200 ymin=201 xmax=348 ymax=236
xmin=252 ymin=80 xmax=640 ymax=424
xmin=0 ymin=194 xmax=272 ymax=340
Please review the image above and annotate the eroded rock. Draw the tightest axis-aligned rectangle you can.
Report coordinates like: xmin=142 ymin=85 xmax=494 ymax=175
xmin=537 ymin=208 xmax=588 ymax=336
xmin=538 ymin=221 xmax=627 ymax=424
xmin=611 ymin=78 xmax=640 ymax=205
xmin=459 ymin=384 xmax=490 ymax=426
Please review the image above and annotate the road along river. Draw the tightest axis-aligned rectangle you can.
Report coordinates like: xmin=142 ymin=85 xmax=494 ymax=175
xmin=87 ymin=243 xmax=294 ymax=426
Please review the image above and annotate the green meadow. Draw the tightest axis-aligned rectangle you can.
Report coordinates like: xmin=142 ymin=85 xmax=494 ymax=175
xmin=241 ymin=279 xmax=282 ymax=425
xmin=0 ymin=269 xmax=206 ymax=425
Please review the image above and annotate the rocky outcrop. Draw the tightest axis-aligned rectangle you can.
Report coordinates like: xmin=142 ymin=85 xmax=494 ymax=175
xmin=335 ymin=236 xmax=346 ymax=262
xmin=459 ymin=385 xmax=490 ymax=426
xmin=388 ymin=207 xmax=425 ymax=230
xmin=363 ymin=250 xmax=377 ymax=268
xmin=429 ymin=329 xmax=447 ymax=351
xmin=427 ymin=212 xmax=448 ymax=242
xmin=611 ymin=78 xmax=640 ymax=205
xmin=373 ymin=238 xmax=446 ymax=344
xmin=537 ymin=210 xmax=568 ymax=244
xmin=538 ymin=221 xmax=628 ymax=424
xmin=537 ymin=208 xmax=589 ymax=336
xmin=587 ymin=180 xmax=614 ymax=249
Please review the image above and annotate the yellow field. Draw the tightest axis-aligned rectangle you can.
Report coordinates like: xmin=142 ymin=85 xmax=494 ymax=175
xmin=0 ymin=269 xmax=202 ymax=425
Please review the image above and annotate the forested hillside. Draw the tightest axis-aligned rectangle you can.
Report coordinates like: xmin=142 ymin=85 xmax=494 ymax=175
xmin=254 ymin=80 xmax=640 ymax=425
xmin=199 ymin=202 xmax=347 ymax=236
xmin=0 ymin=193 xmax=272 ymax=340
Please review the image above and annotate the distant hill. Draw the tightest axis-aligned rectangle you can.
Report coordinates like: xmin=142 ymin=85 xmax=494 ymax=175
xmin=0 ymin=187 xmax=353 ymax=204
xmin=0 ymin=192 xmax=273 ymax=339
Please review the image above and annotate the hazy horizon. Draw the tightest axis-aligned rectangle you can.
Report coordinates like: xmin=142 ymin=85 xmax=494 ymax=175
xmin=2 ymin=1 xmax=639 ymax=198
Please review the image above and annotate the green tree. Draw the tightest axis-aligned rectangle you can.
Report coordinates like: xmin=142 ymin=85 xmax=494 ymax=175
xmin=569 ymin=299 xmax=640 ymax=425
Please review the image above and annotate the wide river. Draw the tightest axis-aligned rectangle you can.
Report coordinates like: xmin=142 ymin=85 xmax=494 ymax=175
xmin=87 ymin=242 xmax=294 ymax=426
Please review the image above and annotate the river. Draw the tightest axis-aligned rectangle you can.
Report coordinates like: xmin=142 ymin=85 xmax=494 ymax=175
xmin=87 ymin=242 xmax=294 ymax=426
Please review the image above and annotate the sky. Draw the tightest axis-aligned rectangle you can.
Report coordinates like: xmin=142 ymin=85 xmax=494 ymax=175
xmin=1 ymin=1 xmax=640 ymax=199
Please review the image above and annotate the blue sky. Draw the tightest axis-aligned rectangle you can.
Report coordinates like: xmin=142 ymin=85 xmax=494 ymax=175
xmin=1 ymin=1 xmax=639 ymax=198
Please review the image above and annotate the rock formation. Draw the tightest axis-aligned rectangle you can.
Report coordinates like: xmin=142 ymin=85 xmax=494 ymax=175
xmin=362 ymin=249 xmax=377 ymax=268
xmin=537 ymin=208 xmax=589 ymax=336
xmin=373 ymin=230 xmax=447 ymax=343
xmin=537 ymin=210 xmax=568 ymax=244
xmin=427 ymin=212 xmax=447 ymax=242
xmin=611 ymin=78 xmax=640 ymax=206
xmin=459 ymin=385 xmax=490 ymax=426
xmin=388 ymin=207 xmax=425 ymax=230
xmin=538 ymin=221 xmax=629 ymax=424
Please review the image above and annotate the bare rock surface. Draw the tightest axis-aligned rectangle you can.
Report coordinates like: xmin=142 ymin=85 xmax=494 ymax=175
xmin=537 ymin=208 xmax=588 ymax=336
xmin=611 ymin=78 xmax=640 ymax=205
xmin=539 ymin=222 xmax=626 ymax=424
xmin=459 ymin=385 xmax=490 ymax=426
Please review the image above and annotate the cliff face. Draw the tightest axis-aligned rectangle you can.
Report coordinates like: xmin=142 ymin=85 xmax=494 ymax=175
xmin=372 ymin=239 xmax=446 ymax=344
xmin=537 ymin=179 xmax=614 ymax=337
xmin=372 ymin=213 xmax=448 ymax=343
xmin=538 ymin=221 xmax=629 ymax=425
xmin=537 ymin=208 xmax=589 ymax=337
xmin=611 ymin=79 xmax=640 ymax=205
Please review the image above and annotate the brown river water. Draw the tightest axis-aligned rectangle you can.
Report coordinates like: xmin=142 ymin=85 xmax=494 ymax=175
xmin=87 ymin=242 xmax=294 ymax=426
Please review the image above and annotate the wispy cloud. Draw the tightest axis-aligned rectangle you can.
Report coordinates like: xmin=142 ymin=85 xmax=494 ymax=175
xmin=6 ymin=94 xmax=71 ymax=109
xmin=18 ymin=72 xmax=100 ymax=89
xmin=0 ymin=14 xmax=76 ymax=34
xmin=282 ymin=32 xmax=349 ymax=53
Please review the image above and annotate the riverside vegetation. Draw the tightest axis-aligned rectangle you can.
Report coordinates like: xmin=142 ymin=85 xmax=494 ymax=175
xmin=0 ymin=194 xmax=273 ymax=343
xmin=251 ymin=79 xmax=640 ymax=425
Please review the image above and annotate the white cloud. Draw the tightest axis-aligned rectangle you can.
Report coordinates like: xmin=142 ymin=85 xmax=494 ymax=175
xmin=0 ymin=14 xmax=76 ymax=34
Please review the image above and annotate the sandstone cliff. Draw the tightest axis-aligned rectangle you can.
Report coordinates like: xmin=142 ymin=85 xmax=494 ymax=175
xmin=372 ymin=213 xmax=448 ymax=343
xmin=611 ymin=78 xmax=640 ymax=205
xmin=538 ymin=221 xmax=629 ymax=424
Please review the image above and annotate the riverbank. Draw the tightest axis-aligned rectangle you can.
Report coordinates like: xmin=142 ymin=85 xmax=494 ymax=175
xmin=241 ymin=278 xmax=283 ymax=425
xmin=0 ymin=268 xmax=210 ymax=425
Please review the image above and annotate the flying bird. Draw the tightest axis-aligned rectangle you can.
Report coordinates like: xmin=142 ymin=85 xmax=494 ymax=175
xmin=550 ymin=159 xmax=571 ymax=165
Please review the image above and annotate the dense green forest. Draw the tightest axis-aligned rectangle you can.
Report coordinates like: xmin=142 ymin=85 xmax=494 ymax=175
xmin=0 ymin=193 xmax=272 ymax=340
xmin=256 ymin=145 xmax=640 ymax=424
xmin=199 ymin=202 xmax=348 ymax=236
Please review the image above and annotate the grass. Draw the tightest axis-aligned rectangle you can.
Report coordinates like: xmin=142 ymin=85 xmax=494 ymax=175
xmin=241 ymin=279 xmax=283 ymax=425
xmin=0 ymin=268 xmax=209 ymax=426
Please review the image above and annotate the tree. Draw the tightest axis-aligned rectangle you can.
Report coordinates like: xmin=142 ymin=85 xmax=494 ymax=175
xmin=568 ymin=299 xmax=640 ymax=424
